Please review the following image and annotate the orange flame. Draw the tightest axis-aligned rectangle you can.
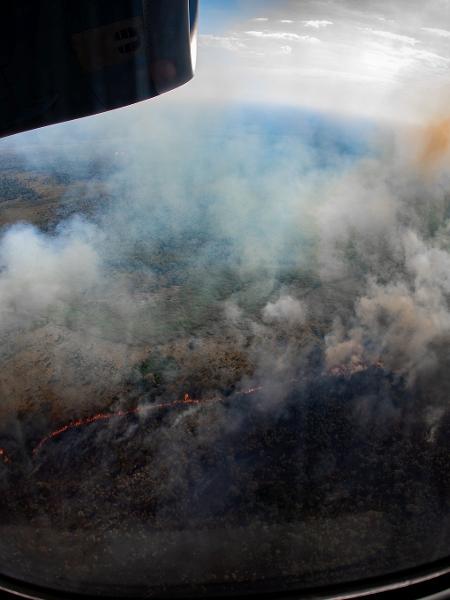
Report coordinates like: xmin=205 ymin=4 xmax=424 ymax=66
xmin=31 ymin=387 xmax=265 ymax=457
xmin=0 ymin=369 xmax=386 ymax=463
xmin=328 ymin=359 xmax=383 ymax=378
xmin=0 ymin=447 xmax=10 ymax=464
xmin=32 ymin=393 xmax=205 ymax=457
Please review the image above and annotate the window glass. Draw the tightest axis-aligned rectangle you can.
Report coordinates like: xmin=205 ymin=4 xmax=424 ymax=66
xmin=0 ymin=1 xmax=449 ymax=596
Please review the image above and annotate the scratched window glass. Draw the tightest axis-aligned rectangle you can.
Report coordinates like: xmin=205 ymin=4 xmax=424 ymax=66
xmin=1 ymin=1 xmax=450 ymax=597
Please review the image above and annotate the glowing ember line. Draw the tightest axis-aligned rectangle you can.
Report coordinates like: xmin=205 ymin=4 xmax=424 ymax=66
xmin=3 ymin=365 xmax=386 ymax=463
xmin=0 ymin=387 xmax=262 ymax=462
xmin=31 ymin=393 xmax=210 ymax=457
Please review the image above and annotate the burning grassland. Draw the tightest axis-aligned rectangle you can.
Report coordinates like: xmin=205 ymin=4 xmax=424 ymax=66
xmin=0 ymin=362 xmax=449 ymax=594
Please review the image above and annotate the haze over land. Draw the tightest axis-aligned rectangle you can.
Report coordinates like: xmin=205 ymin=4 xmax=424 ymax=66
xmin=0 ymin=0 xmax=450 ymax=595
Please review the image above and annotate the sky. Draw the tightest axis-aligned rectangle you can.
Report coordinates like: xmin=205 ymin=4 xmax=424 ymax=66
xmin=180 ymin=0 xmax=450 ymax=123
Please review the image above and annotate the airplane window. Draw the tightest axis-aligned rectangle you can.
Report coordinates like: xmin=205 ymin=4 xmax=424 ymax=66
xmin=0 ymin=0 xmax=449 ymax=597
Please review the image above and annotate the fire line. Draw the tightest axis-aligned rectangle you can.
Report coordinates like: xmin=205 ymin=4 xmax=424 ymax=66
xmin=31 ymin=388 xmax=265 ymax=459
xmin=31 ymin=392 xmax=203 ymax=458
xmin=4 ymin=364 xmax=382 ymax=463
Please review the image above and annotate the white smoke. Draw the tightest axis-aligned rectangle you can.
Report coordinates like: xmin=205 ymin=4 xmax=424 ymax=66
xmin=321 ymin=148 xmax=450 ymax=384
xmin=1 ymin=98 xmax=450 ymax=413
xmin=262 ymin=294 xmax=307 ymax=325
xmin=0 ymin=220 xmax=101 ymax=329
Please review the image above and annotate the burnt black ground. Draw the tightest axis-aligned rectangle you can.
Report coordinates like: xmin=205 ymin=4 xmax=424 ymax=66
xmin=0 ymin=368 xmax=449 ymax=596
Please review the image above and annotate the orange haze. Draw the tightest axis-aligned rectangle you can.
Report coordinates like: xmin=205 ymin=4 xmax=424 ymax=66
xmin=419 ymin=116 xmax=450 ymax=170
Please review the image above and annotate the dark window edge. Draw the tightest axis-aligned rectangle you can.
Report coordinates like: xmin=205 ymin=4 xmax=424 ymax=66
xmin=0 ymin=556 xmax=450 ymax=600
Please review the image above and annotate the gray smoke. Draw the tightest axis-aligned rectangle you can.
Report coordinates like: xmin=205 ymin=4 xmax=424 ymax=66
xmin=0 ymin=101 xmax=449 ymax=422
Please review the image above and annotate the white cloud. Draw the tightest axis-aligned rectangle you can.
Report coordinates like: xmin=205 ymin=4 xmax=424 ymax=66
xmin=375 ymin=16 xmax=395 ymax=24
xmin=253 ymin=17 xmax=268 ymax=22
xmin=245 ymin=31 xmax=320 ymax=43
xmin=399 ymin=45 xmax=449 ymax=69
xmin=199 ymin=34 xmax=247 ymax=52
xmin=421 ymin=27 xmax=450 ymax=39
xmin=364 ymin=29 xmax=419 ymax=45
xmin=192 ymin=0 xmax=450 ymax=122
xmin=301 ymin=20 xmax=333 ymax=29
